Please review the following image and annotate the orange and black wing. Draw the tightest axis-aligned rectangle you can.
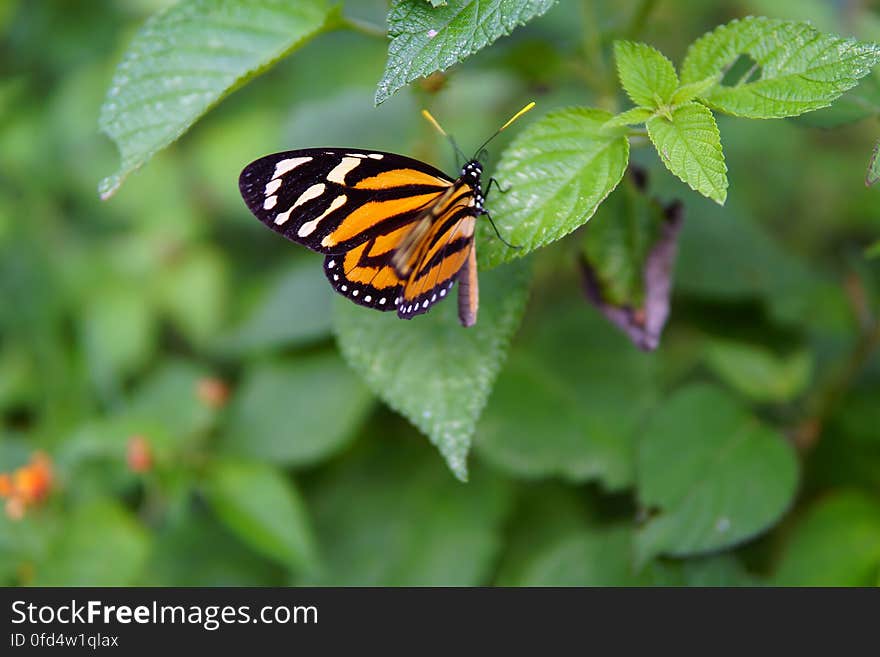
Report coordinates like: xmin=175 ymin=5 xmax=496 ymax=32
xmin=239 ymin=148 xmax=479 ymax=320
xmin=239 ymin=148 xmax=458 ymax=312
xmin=397 ymin=201 xmax=477 ymax=321
xmin=239 ymin=148 xmax=454 ymax=254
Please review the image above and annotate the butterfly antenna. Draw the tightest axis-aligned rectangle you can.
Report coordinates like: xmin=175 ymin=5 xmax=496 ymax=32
xmin=472 ymin=101 xmax=536 ymax=160
xmin=422 ymin=109 xmax=467 ymax=166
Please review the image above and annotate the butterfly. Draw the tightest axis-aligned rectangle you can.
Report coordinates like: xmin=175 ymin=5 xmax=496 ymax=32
xmin=238 ymin=103 xmax=534 ymax=327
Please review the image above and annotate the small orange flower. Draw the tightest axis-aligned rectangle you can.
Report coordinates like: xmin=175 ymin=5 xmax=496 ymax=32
xmin=126 ymin=435 xmax=153 ymax=473
xmin=196 ymin=377 xmax=230 ymax=409
xmin=0 ymin=452 xmax=53 ymax=519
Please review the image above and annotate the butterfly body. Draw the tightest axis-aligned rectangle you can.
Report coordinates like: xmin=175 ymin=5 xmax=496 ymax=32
xmin=239 ymin=148 xmax=485 ymax=325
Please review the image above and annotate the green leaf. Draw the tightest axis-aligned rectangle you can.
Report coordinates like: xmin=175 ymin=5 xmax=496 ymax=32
xmin=797 ymin=74 xmax=880 ymax=128
xmin=704 ymin=338 xmax=813 ymax=403
xmin=515 ymin=527 xmax=649 ymax=585
xmin=302 ymin=439 xmax=512 ymax=585
xmin=480 ymin=108 xmax=630 ymax=268
xmin=79 ymin=284 xmax=157 ymax=390
xmin=98 ymin=0 xmax=333 ymax=199
xmin=219 ymin=353 xmax=373 ymax=467
xmin=202 ymin=459 xmax=318 ymax=572
xmin=647 ymin=102 xmax=728 ymax=204
xmin=614 ymin=40 xmax=679 ymax=108
xmin=147 ymin=503 xmax=282 ymax=586
xmin=636 ymin=384 xmax=798 ymax=564
xmin=867 ymin=139 xmax=880 ymax=187
xmin=476 ymin=304 xmax=659 ymax=491
xmin=335 ymin=260 xmax=531 ymax=480
xmin=670 ymin=75 xmax=720 ymax=105
xmin=34 ymin=499 xmax=150 ymax=586
xmin=125 ymin=360 xmax=220 ymax=444
xmin=375 ymin=0 xmax=556 ymax=104
xmin=773 ymin=491 xmax=880 ymax=586
xmin=493 ymin=484 xmax=594 ymax=585
xmin=680 ymin=17 xmax=880 ymax=119
xmin=155 ymin=246 xmax=227 ymax=348
xmin=219 ymin=259 xmax=333 ymax=354
xmin=581 ymin=176 xmax=665 ymax=308
xmin=603 ymin=107 xmax=654 ymax=128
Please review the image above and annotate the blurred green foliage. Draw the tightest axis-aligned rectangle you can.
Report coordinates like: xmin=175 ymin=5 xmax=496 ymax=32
xmin=1 ymin=0 xmax=880 ymax=587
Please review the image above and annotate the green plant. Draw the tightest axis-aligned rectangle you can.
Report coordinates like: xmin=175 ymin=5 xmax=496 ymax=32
xmin=2 ymin=0 xmax=880 ymax=587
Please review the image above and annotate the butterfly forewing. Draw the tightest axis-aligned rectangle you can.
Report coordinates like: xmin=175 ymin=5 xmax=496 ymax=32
xmin=239 ymin=148 xmax=454 ymax=253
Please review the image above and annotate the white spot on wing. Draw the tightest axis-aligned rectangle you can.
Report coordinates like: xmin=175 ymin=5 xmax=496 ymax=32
xmin=264 ymin=179 xmax=282 ymax=196
xmin=274 ymin=207 xmax=294 ymax=225
xmin=263 ymin=196 xmax=277 ymax=210
xmin=297 ymin=194 xmax=347 ymax=237
xmin=274 ymin=183 xmax=326 ymax=225
xmin=327 ymin=157 xmax=361 ymax=184
xmin=272 ymin=156 xmax=311 ymax=179
xmin=365 ymin=295 xmax=371 ymax=302
xmin=341 ymin=285 xmax=348 ymax=291
xmin=327 ymin=260 xmax=335 ymax=269
xmin=379 ymin=298 xmax=386 ymax=304
xmin=367 ymin=153 xmax=384 ymax=160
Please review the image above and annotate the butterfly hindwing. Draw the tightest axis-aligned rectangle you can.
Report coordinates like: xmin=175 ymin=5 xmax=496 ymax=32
xmin=398 ymin=210 xmax=476 ymax=320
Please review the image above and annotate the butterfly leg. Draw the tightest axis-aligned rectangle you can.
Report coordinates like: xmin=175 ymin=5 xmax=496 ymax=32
xmin=484 ymin=177 xmax=510 ymax=198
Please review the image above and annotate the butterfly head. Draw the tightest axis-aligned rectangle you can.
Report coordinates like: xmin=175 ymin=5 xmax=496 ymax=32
xmin=461 ymin=160 xmax=485 ymax=213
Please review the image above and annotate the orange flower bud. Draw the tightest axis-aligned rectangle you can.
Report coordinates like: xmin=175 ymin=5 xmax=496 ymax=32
xmin=126 ymin=435 xmax=153 ymax=473
xmin=196 ymin=377 xmax=230 ymax=409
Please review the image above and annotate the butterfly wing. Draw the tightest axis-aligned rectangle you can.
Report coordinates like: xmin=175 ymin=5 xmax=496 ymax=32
xmin=239 ymin=148 xmax=454 ymax=254
xmin=398 ymin=195 xmax=478 ymax=321
xmin=239 ymin=148 xmax=478 ymax=320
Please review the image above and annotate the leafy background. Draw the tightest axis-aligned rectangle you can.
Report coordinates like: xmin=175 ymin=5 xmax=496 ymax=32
xmin=1 ymin=0 xmax=880 ymax=586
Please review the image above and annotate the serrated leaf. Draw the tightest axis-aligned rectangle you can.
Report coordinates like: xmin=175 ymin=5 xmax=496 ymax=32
xmin=772 ymin=491 xmax=880 ymax=586
xmin=670 ymin=75 xmax=720 ymax=105
xmin=480 ymin=108 xmax=630 ymax=268
xmin=334 ymin=260 xmax=530 ymax=480
xmin=99 ymin=0 xmax=332 ymax=199
xmin=219 ymin=353 xmax=373 ymax=467
xmin=647 ymin=102 xmax=728 ymax=204
xmin=603 ymin=106 xmax=654 ymax=128
xmin=797 ymin=74 xmax=880 ymax=128
xmin=704 ymin=338 xmax=813 ymax=403
xmin=635 ymin=384 xmax=798 ymax=565
xmin=302 ymin=439 xmax=512 ymax=585
xmin=680 ymin=16 xmax=880 ymax=119
xmin=614 ymin=40 xmax=679 ymax=108
xmin=376 ymin=0 xmax=556 ymax=104
xmin=476 ymin=304 xmax=659 ymax=491
xmin=202 ymin=459 xmax=318 ymax=572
